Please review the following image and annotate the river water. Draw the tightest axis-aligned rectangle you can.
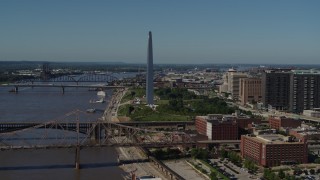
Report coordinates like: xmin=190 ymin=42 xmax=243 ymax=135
xmin=0 ymin=75 xmax=135 ymax=180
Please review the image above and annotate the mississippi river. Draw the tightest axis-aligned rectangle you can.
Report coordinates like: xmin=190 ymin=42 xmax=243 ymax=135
xmin=0 ymin=84 xmax=126 ymax=180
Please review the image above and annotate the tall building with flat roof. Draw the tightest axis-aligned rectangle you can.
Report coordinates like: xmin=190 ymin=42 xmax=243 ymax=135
xmin=227 ymin=70 xmax=248 ymax=99
xmin=146 ymin=31 xmax=154 ymax=105
xmin=219 ymin=73 xmax=229 ymax=93
xmin=195 ymin=114 xmax=238 ymax=140
xmin=289 ymin=70 xmax=320 ymax=113
xmin=241 ymin=134 xmax=308 ymax=167
xmin=239 ymin=77 xmax=262 ymax=105
xmin=262 ymin=69 xmax=291 ymax=111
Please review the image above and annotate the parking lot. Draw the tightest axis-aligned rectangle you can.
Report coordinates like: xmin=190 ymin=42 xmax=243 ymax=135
xmin=209 ymin=158 xmax=259 ymax=180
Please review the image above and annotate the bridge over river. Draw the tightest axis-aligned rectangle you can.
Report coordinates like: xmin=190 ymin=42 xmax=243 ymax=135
xmin=0 ymin=72 xmax=137 ymax=93
xmin=0 ymin=112 xmax=240 ymax=171
xmin=1 ymin=84 xmax=125 ymax=93
xmin=0 ymin=110 xmax=197 ymax=170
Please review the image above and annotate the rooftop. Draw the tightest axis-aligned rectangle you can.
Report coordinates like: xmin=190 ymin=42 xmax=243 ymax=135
xmin=292 ymin=69 xmax=320 ymax=75
xmin=248 ymin=134 xmax=302 ymax=144
xmin=196 ymin=114 xmax=236 ymax=123
xmin=257 ymin=134 xmax=287 ymax=143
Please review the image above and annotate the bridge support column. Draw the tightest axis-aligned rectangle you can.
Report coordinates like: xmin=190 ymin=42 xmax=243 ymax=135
xmin=61 ymin=86 xmax=65 ymax=94
xmin=90 ymin=124 xmax=101 ymax=143
xmin=14 ymin=86 xmax=18 ymax=93
xmin=75 ymin=146 xmax=80 ymax=169
xmin=117 ymin=155 xmax=120 ymax=165
xmin=90 ymin=124 xmax=96 ymax=141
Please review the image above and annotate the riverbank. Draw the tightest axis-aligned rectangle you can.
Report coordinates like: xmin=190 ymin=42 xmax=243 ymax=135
xmin=0 ymin=87 xmax=125 ymax=180
xmin=108 ymin=88 xmax=210 ymax=180
xmin=117 ymin=147 xmax=169 ymax=180
xmin=104 ymin=88 xmax=170 ymax=179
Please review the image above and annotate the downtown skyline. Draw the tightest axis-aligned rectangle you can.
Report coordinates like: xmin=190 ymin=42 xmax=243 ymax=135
xmin=0 ymin=0 xmax=319 ymax=64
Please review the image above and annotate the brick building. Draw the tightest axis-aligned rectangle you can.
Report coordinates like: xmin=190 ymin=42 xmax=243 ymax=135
xmin=240 ymin=134 xmax=308 ymax=167
xmin=239 ymin=78 xmax=262 ymax=105
xmin=289 ymin=126 xmax=320 ymax=142
xmin=195 ymin=115 xmax=210 ymax=136
xmin=195 ymin=114 xmax=238 ymax=140
xmin=268 ymin=116 xmax=301 ymax=130
xmin=235 ymin=116 xmax=262 ymax=129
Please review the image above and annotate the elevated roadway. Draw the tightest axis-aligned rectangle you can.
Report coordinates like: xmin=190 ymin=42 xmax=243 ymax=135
xmin=0 ymin=121 xmax=194 ymax=134
xmin=1 ymin=84 xmax=125 ymax=93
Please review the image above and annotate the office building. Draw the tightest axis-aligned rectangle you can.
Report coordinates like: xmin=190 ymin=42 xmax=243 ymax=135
xmin=239 ymin=77 xmax=262 ymax=105
xmin=219 ymin=72 xmax=229 ymax=93
xmin=289 ymin=126 xmax=320 ymax=142
xmin=227 ymin=70 xmax=248 ymax=99
xmin=235 ymin=116 xmax=262 ymax=130
xmin=262 ymin=69 xmax=291 ymax=111
xmin=195 ymin=114 xmax=238 ymax=140
xmin=240 ymin=134 xmax=308 ymax=167
xmin=303 ymin=109 xmax=320 ymax=118
xmin=268 ymin=116 xmax=301 ymax=130
xmin=289 ymin=70 xmax=320 ymax=113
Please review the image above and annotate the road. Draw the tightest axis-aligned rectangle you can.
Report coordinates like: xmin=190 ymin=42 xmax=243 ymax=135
xmin=102 ymin=88 xmax=127 ymax=122
xmin=235 ymin=102 xmax=320 ymax=123
xmin=118 ymin=147 xmax=168 ymax=180
xmin=103 ymin=88 xmax=170 ymax=180
xmin=165 ymin=159 xmax=206 ymax=180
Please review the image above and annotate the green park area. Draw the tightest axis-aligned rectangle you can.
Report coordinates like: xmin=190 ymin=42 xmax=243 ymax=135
xmin=118 ymin=87 xmax=236 ymax=121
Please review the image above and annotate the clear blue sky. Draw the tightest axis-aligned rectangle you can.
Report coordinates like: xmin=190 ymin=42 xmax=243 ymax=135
xmin=0 ymin=0 xmax=319 ymax=64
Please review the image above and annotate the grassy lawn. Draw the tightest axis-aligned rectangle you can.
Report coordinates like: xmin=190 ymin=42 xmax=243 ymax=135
xmin=120 ymin=88 xmax=146 ymax=103
xmin=117 ymin=103 xmax=192 ymax=121
xmin=183 ymin=99 xmax=203 ymax=103
xmin=117 ymin=87 xmax=234 ymax=122
xmin=118 ymin=104 xmax=131 ymax=116
xmin=134 ymin=113 xmax=191 ymax=121
xmin=157 ymin=100 xmax=169 ymax=104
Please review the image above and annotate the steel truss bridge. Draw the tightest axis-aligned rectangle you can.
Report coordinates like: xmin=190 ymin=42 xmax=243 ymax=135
xmin=2 ymin=84 xmax=125 ymax=93
xmin=0 ymin=110 xmax=195 ymax=169
xmin=16 ymin=73 xmax=120 ymax=85
xmin=0 ymin=111 xmax=195 ymax=150
xmin=3 ymin=73 xmax=132 ymax=93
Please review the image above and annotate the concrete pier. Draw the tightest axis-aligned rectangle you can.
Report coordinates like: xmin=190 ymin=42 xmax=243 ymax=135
xmin=75 ymin=145 xmax=81 ymax=169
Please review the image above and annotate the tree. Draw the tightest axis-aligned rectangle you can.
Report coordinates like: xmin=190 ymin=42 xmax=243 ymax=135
xmin=263 ymin=168 xmax=272 ymax=179
xmin=210 ymin=171 xmax=218 ymax=180
xmin=168 ymin=99 xmax=184 ymax=111
xmin=293 ymin=168 xmax=302 ymax=175
xmin=130 ymin=91 xmax=136 ymax=97
xmin=264 ymin=168 xmax=281 ymax=180
xmin=128 ymin=106 xmax=135 ymax=114
xmin=153 ymin=149 xmax=165 ymax=159
xmin=314 ymin=158 xmax=320 ymax=164
xmin=190 ymin=148 xmax=208 ymax=160
xmin=190 ymin=148 xmax=198 ymax=159
xmin=310 ymin=168 xmax=315 ymax=175
xmin=220 ymin=149 xmax=228 ymax=159
xmin=278 ymin=130 xmax=287 ymax=136
xmin=244 ymin=159 xmax=258 ymax=173
xmin=228 ymin=151 xmax=242 ymax=166
xmin=278 ymin=169 xmax=285 ymax=179
xmin=284 ymin=174 xmax=297 ymax=180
